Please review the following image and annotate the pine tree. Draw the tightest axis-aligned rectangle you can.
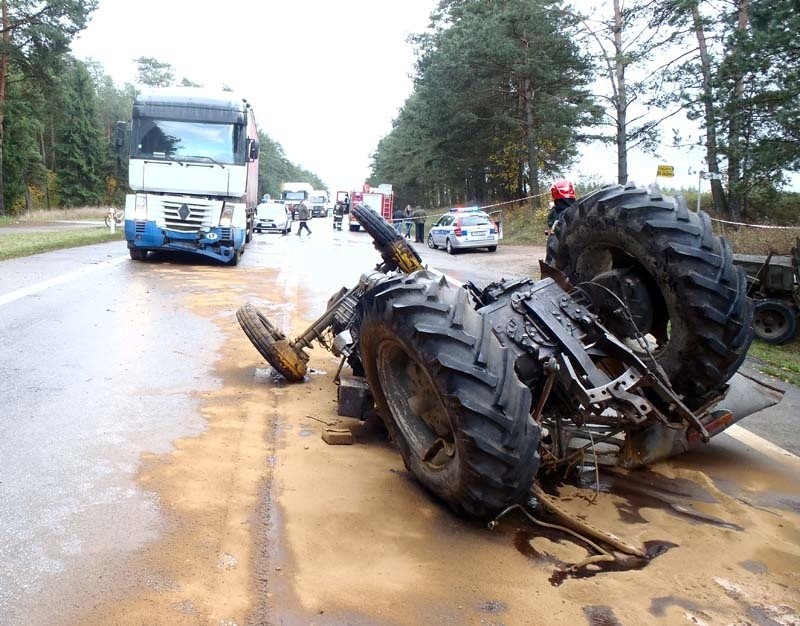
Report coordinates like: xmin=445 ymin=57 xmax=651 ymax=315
xmin=56 ymin=60 xmax=105 ymax=207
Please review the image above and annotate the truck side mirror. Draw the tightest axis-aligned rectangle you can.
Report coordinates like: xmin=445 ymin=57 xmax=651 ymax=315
xmin=114 ymin=121 xmax=126 ymax=151
xmin=248 ymin=138 xmax=260 ymax=161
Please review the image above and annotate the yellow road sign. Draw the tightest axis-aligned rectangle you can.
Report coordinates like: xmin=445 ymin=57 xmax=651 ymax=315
xmin=657 ymin=165 xmax=675 ymax=177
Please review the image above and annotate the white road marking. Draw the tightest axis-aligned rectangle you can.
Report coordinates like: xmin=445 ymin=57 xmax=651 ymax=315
xmin=726 ymin=424 xmax=800 ymax=466
xmin=0 ymin=256 xmax=128 ymax=307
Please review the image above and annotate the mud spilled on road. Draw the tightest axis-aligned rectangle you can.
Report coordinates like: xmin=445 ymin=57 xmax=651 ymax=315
xmin=68 ymin=263 xmax=287 ymax=626
xmin=495 ymin=465 xmax=758 ymax=590
xmin=513 ymin=526 xmax=678 ymax=587
xmin=69 ymin=256 xmax=800 ymax=626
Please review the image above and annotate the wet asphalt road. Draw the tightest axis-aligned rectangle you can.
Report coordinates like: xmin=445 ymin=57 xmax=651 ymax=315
xmin=0 ymin=216 xmax=798 ymax=624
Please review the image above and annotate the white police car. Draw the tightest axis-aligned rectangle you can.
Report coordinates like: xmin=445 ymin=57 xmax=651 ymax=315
xmin=427 ymin=208 xmax=499 ymax=254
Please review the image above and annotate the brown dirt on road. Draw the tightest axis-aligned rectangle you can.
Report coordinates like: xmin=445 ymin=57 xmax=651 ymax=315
xmin=72 ymin=264 xmax=281 ymax=626
xmin=259 ymin=351 xmax=800 ymax=625
xmin=74 ymin=257 xmax=800 ymax=626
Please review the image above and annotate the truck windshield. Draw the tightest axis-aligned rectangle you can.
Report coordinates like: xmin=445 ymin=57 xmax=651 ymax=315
xmin=131 ymin=118 xmax=245 ymax=165
xmin=311 ymin=195 xmax=326 ymax=203
xmin=283 ymin=191 xmax=306 ymax=201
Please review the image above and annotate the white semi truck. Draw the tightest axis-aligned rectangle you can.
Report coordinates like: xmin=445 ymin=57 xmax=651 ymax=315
xmin=280 ymin=182 xmax=313 ymax=219
xmin=310 ymin=189 xmax=330 ymax=218
xmin=123 ymin=88 xmax=259 ymax=265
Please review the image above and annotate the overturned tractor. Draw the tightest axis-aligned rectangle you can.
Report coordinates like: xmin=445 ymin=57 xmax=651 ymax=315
xmin=238 ymin=185 xmax=776 ymax=519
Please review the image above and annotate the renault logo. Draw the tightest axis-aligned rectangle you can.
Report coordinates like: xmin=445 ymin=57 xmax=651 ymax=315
xmin=178 ymin=204 xmax=190 ymax=221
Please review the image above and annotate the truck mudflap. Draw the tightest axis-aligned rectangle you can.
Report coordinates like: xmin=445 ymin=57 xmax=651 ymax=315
xmin=125 ymin=220 xmax=245 ymax=264
xmin=619 ymin=372 xmax=784 ymax=468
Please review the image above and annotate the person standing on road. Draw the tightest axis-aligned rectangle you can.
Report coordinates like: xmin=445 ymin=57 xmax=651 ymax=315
xmin=393 ymin=205 xmax=405 ymax=235
xmin=545 ymin=179 xmax=576 ymax=262
xmin=296 ymin=199 xmax=312 ymax=236
xmin=332 ymin=200 xmax=344 ymax=230
xmin=404 ymin=205 xmax=414 ymax=239
xmin=412 ymin=205 xmax=427 ymax=243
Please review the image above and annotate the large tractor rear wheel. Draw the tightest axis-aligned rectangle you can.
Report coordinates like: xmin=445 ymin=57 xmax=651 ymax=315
xmin=357 ymin=271 xmax=540 ymax=518
xmin=550 ymin=184 xmax=752 ymax=402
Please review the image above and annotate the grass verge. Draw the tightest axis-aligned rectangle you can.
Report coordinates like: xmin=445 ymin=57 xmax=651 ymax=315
xmin=0 ymin=229 xmax=124 ymax=261
xmin=748 ymin=337 xmax=800 ymax=387
xmin=712 ymin=224 xmax=799 ymax=255
xmin=0 ymin=207 xmax=109 ymax=225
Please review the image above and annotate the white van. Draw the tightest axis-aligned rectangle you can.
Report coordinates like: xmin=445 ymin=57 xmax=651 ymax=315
xmin=255 ymin=201 xmax=292 ymax=234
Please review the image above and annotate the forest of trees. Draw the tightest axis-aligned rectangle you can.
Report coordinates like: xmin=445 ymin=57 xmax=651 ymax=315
xmin=1 ymin=1 xmax=797 ymax=221
xmin=369 ymin=0 xmax=799 ymax=220
xmin=0 ymin=1 xmax=323 ymax=216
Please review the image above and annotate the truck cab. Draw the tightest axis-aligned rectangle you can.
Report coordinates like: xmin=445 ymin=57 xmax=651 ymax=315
xmin=310 ymin=190 xmax=329 ymax=218
xmin=124 ymin=88 xmax=259 ymax=265
xmin=280 ymin=182 xmax=313 ymax=219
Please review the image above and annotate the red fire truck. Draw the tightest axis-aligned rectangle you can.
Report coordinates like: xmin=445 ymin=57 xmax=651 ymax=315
xmin=336 ymin=183 xmax=394 ymax=232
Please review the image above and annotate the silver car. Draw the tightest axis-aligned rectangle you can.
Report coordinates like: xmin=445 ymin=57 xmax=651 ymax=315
xmin=427 ymin=210 xmax=499 ymax=254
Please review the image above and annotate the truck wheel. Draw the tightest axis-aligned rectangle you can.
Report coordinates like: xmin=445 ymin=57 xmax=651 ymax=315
xmin=358 ymin=271 xmax=540 ymax=518
xmin=129 ymin=248 xmax=148 ymax=261
xmin=236 ymin=303 xmax=308 ymax=382
xmin=753 ymin=299 xmax=797 ymax=344
xmin=229 ymin=248 xmax=242 ymax=266
xmin=551 ymin=184 xmax=753 ymax=402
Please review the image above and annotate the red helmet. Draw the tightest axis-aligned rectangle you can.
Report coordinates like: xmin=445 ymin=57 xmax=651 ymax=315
xmin=551 ymin=179 xmax=576 ymax=200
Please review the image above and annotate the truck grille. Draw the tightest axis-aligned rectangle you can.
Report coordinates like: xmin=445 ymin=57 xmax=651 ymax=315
xmin=160 ymin=200 xmax=217 ymax=233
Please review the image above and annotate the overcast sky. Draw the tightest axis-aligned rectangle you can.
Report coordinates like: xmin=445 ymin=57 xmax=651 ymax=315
xmin=71 ymin=0 xmax=437 ymax=193
xmin=72 ymin=0 xmax=791 ymax=197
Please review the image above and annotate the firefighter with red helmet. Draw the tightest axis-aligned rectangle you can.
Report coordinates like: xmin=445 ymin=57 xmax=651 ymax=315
xmin=545 ymin=179 xmax=577 ymax=263
xmin=546 ymin=179 xmax=577 ymax=232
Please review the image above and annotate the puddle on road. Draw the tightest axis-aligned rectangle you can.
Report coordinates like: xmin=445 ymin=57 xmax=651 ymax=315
xmin=577 ymin=468 xmax=745 ymax=531
xmin=513 ymin=527 xmax=677 ymax=587
xmin=508 ymin=466 xmax=761 ymax=586
xmin=582 ymin=605 xmax=623 ymax=626
xmin=648 ymin=595 xmax=710 ymax=618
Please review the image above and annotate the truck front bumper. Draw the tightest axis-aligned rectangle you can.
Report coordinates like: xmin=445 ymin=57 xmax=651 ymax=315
xmin=125 ymin=220 xmax=245 ymax=264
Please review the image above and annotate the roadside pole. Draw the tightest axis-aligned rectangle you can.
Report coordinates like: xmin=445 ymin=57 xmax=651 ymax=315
xmin=697 ymin=170 xmax=704 ymax=213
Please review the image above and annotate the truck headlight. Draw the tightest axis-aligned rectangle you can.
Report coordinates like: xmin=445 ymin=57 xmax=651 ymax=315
xmin=134 ymin=194 xmax=147 ymax=221
xmin=220 ymin=204 xmax=234 ymax=228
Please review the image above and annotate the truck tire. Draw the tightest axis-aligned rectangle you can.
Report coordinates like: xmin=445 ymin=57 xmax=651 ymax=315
xmin=357 ymin=271 xmax=540 ymax=518
xmin=236 ymin=303 xmax=308 ymax=382
xmin=753 ymin=299 xmax=797 ymax=344
xmin=129 ymin=247 xmax=148 ymax=261
xmin=551 ymin=184 xmax=753 ymax=401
